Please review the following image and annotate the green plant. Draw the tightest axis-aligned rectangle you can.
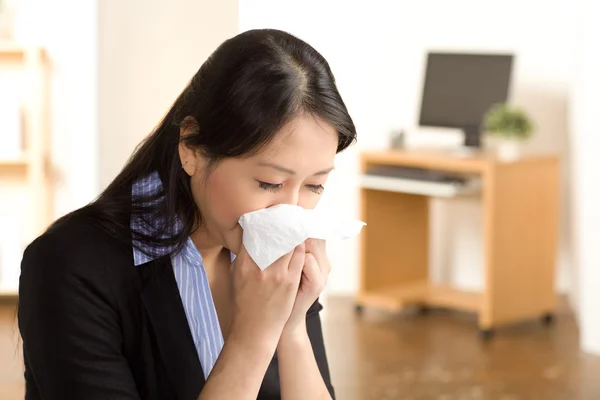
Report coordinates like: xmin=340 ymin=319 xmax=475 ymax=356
xmin=483 ymin=103 xmax=534 ymax=140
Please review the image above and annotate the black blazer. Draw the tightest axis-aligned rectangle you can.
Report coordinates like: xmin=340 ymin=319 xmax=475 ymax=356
xmin=18 ymin=214 xmax=335 ymax=400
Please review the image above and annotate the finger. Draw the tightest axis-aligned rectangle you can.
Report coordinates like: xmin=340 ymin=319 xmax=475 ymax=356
xmin=260 ymin=244 xmax=298 ymax=274
xmin=302 ymin=253 xmax=322 ymax=285
xmin=287 ymin=242 xmax=306 ymax=277
xmin=274 ymin=248 xmax=295 ymax=266
xmin=231 ymin=243 xmax=261 ymax=275
xmin=305 ymin=239 xmax=331 ymax=275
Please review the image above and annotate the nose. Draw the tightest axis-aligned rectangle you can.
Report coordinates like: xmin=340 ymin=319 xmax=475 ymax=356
xmin=270 ymin=187 xmax=300 ymax=207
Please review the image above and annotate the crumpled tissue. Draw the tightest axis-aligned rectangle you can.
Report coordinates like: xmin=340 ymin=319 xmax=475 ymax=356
xmin=237 ymin=204 xmax=366 ymax=270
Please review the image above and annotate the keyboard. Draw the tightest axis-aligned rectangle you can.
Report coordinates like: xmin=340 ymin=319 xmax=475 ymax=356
xmin=365 ymin=166 xmax=467 ymax=184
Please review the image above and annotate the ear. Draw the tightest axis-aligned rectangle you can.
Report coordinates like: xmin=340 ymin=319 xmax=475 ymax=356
xmin=179 ymin=116 xmax=199 ymax=176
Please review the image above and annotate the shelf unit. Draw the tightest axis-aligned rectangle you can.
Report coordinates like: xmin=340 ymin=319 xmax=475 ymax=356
xmin=356 ymin=149 xmax=560 ymax=337
xmin=0 ymin=44 xmax=51 ymax=297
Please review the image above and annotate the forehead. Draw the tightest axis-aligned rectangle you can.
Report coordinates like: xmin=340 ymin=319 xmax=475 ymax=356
xmin=258 ymin=114 xmax=338 ymax=160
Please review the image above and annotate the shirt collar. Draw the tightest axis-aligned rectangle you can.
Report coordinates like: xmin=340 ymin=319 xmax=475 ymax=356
xmin=130 ymin=172 xmax=237 ymax=266
xmin=131 ymin=171 xmax=178 ymax=266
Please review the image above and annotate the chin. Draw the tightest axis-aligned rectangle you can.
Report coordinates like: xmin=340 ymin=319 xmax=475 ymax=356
xmin=222 ymin=225 xmax=243 ymax=254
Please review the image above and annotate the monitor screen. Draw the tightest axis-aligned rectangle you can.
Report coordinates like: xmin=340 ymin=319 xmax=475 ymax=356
xmin=419 ymin=52 xmax=513 ymax=133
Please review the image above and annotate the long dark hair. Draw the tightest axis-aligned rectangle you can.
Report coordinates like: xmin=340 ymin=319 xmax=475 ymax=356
xmin=58 ymin=29 xmax=356 ymax=258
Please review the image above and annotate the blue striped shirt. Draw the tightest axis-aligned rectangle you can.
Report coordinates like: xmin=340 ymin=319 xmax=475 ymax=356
xmin=131 ymin=172 xmax=228 ymax=379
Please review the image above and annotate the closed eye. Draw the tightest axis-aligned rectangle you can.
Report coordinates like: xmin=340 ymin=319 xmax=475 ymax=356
xmin=257 ymin=180 xmax=325 ymax=195
xmin=307 ymin=184 xmax=325 ymax=195
xmin=257 ymin=180 xmax=282 ymax=192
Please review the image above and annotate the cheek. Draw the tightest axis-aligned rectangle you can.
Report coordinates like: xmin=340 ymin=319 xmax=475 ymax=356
xmin=298 ymin=194 xmax=321 ymax=210
xmin=205 ymin=173 xmax=264 ymax=229
xmin=205 ymin=177 xmax=240 ymax=227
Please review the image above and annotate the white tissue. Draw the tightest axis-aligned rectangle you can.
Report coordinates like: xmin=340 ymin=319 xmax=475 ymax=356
xmin=238 ymin=204 xmax=366 ymax=270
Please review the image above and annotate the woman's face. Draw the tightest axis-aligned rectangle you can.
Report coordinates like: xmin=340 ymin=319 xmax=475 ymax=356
xmin=181 ymin=113 xmax=339 ymax=254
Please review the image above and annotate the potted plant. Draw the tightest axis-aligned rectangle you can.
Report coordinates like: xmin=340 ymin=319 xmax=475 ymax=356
xmin=483 ymin=103 xmax=534 ymax=161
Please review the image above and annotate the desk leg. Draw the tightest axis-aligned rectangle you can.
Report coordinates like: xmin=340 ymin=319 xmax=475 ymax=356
xmin=482 ymin=160 xmax=559 ymax=330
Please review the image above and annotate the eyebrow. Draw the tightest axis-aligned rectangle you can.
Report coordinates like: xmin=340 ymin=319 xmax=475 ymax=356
xmin=257 ymin=162 xmax=334 ymax=176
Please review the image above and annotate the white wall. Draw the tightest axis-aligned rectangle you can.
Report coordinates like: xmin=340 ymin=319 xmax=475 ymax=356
xmin=9 ymin=0 xmax=99 ymax=217
xmin=6 ymin=0 xmax=240 ymax=215
xmin=570 ymin=0 xmax=600 ymax=356
xmin=98 ymin=0 xmax=239 ymax=189
xmin=1 ymin=0 xmax=239 ymax=290
xmin=240 ymin=0 xmax=576 ymax=297
xmin=0 ymin=0 xmax=98 ymax=290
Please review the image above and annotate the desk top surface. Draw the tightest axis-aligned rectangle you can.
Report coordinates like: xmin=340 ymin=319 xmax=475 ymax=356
xmin=360 ymin=149 xmax=559 ymax=174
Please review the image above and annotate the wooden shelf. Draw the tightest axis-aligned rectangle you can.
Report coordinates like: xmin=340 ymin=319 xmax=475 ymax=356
xmin=0 ymin=42 xmax=26 ymax=63
xmin=0 ymin=42 xmax=45 ymax=64
xmin=0 ymin=287 xmax=18 ymax=298
xmin=358 ymin=281 xmax=482 ymax=313
xmin=0 ymin=154 xmax=29 ymax=166
xmin=0 ymin=157 xmax=30 ymax=177
xmin=0 ymin=155 xmax=29 ymax=176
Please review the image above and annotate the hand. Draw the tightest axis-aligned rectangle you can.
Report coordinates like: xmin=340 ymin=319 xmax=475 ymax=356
xmin=283 ymin=239 xmax=331 ymax=334
xmin=228 ymin=242 xmax=305 ymax=350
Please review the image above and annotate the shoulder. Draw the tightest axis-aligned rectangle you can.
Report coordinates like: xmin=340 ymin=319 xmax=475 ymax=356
xmin=21 ymin=207 xmax=134 ymax=283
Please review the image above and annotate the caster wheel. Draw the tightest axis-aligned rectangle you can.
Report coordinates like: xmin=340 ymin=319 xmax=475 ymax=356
xmin=479 ymin=329 xmax=494 ymax=340
xmin=416 ymin=305 xmax=430 ymax=315
xmin=541 ymin=313 xmax=555 ymax=326
xmin=354 ymin=304 xmax=364 ymax=315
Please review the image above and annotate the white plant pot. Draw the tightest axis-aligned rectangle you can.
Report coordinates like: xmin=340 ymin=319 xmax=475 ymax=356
xmin=496 ymin=139 xmax=523 ymax=162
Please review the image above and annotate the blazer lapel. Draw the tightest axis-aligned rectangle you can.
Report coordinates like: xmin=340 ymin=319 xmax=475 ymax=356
xmin=139 ymin=255 xmax=205 ymax=400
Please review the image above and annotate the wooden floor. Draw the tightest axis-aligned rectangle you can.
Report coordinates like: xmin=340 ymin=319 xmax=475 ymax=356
xmin=0 ymin=300 xmax=22 ymax=400
xmin=323 ymin=297 xmax=600 ymax=400
xmin=2 ymin=296 xmax=600 ymax=399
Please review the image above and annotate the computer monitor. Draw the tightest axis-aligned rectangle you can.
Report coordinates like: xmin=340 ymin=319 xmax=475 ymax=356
xmin=418 ymin=52 xmax=514 ymax=148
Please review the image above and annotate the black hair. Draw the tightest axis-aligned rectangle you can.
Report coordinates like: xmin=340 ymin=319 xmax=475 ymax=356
xmin=55 ymin=28 xmax=357 ymax=258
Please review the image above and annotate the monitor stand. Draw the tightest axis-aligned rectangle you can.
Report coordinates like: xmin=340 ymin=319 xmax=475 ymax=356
xmin=439 ymin=127 xmax=484 ymax=158
xmin=463 ymin=126 xmax=482 ymax=148
xmin=448 ymin=147 xmax=481 ymax=158
xmin=443 ymin=126 xmax=483 ymax=157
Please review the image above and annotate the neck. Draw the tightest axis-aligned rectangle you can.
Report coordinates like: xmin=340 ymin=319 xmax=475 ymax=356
xmin=190 ymin=228 xmax=225 ymax=266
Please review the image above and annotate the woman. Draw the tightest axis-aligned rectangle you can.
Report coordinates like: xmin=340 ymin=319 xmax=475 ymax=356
xmin=17 ymin=29 xmax=356 ymax=400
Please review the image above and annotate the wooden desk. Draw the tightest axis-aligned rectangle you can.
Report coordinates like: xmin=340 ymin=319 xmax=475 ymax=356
xmin=356 ymin=149 xmax=560 ymax=337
